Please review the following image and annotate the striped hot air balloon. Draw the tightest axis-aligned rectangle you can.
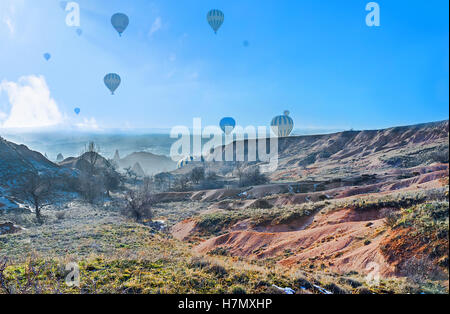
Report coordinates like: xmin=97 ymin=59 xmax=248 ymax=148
xmin=207 ymin=9 xmax=224 ymax=34
xmin=220 ymin=117 xmax=236 ymax=135
xmin=111 ymin=13 xmax=129 ymax=36
xmin=271 ymin=110 xmax=294 ymax=137
xmin=177 ymin=156 xmax=194 ymax=169
xmin=104 ymin=73 xmax=121 ymax=95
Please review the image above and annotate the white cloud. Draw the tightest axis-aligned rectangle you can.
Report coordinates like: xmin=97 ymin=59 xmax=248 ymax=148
xmin=0 ymin=75 xmax=100 ymax=131
xmin=0 ymin=75 xmax=64 ymax=128
xmin=0 ymin=0 xmax=23 ymax=36
xmin=4 ymin=17 xmax=14 ymax=34
xmin=149 ymin=17 xmax=162 ymax=36
xmin=75 ymin=117 xmax=99 ymax=130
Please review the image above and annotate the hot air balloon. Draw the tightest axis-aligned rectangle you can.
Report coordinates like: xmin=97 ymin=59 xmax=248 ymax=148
xmin=271 ymin=110 xmax=294 ymax=137
xmin=243 ymin=40 xmax=249 ymax=47
xmin=220 ymin=117 xmax=236 ymax=135
xmin=76 ymin=29 xmax=82 ymax=36
xmin=111 ymin=13 xmax=129 ymax=36
xmin=43 ymin=53 xmax=51 ymax=61
xmin=177 ymin=156 xmax=194 ymax=169
xmin=74 ymin=108 xmax=80 ymax=115
xmin=207 ymin=9 xmax=224 ymax=34
xmin=104 ymin=73 xmax=121 ymax=95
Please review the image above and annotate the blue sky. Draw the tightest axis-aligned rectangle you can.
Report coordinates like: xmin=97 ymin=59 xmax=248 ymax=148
xmin=0 ymin=0 xmax=448 ymax=132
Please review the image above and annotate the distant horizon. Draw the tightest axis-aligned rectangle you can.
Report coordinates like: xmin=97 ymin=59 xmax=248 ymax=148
xmin=1 ymin=117 xmax=448 ymax=136
xmin=1 ymin=118 xmax=447 ymax=162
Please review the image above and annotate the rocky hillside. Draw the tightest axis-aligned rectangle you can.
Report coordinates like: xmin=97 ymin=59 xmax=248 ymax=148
xmin=0 ymin=136 xmax=59 ymax=183
xmin=117 ymin=152 xmax=176 ymax=175
xmin=0 ymin=136 xmax=60 ymax=210
xmin=208 ymin=120 xmax=449 ymax=181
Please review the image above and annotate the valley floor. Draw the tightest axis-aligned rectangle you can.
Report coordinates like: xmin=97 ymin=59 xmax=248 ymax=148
xmin=1 ymin=181 xmax=448 ymax=294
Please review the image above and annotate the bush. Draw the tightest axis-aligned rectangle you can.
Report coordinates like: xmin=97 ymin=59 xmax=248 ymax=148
xmin=188 ymin=257 xmax=210 ymax=269
xmin=239 ymin=167 xmax=269 ymax=187
xmin=324 ymin=283 xmax=348 ymax=294
xmin=293 ymin=276 xmax=312 ymax=290
xmin=381 ymin=208 xmax=401 ymax=228
xmin=190 ymin=167 xmax=205 ymax=184
xmin=55 ymin=211 xmax=66 ymax=221
xmin=206 ymin=264 xmax=228 ymax=278
xmin=231 ymin=286 xmax=246 ymax=294
xmin=78 ymin=173 xmax=105 ymax=204
xmin=200 ymin=172 xmax=224 ymax=189
xmin=122 ymin=189 xmax=155 ymax=222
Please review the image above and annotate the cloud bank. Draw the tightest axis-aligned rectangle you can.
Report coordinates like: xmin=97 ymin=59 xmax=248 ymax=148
xmin=0 ymin=75 xmax=63 ymax=128
xmin=0 ymin=75 xmax=99 ymax=131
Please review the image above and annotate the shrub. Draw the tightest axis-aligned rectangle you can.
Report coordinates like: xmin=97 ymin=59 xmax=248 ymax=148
xmin=293 ymin=276 xmax=312 ymax=290
xmin=239 ymin=167 xmax=269 ymax=187
xmin=122 ymin=189 xmax=155 ymax=222
xmin=78 ymin=173 xmax=105 ymax=204
xmin=381 ymin=208 xmax=401 ymax=228
xmin=190 ymin=167 xmax=205 ymax=184
xmin=188 ymin=257 xmax=210 ymax=269
xmin=231 ymin=286 xmax=246 ymax=294
xmin=206 ymin=264 xmax=228 ymax=278
xmin=55 ymin=211 xmax=66 ymax=221
xmin=324 ymin=283 xmax=348 ymax=294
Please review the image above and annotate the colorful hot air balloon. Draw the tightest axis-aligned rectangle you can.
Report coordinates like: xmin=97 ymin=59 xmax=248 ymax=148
xmin=104 ymin=73 xmax=121 ymax=95
xmin=220 ymin=117 xmax=236 ymax=135
xmin=271 ymin=110 xmax=294 ymax=137
xmin=74 ymin=108 xmax=80 ymax=115
xmin=207 ymin=9 xmax=224 ymax=34
xmin=177 ymin=156 xmax=194 ymax=169
xmin=43 ymin=53 xmax=51 ymax=61
xmin=111 ymin=13 xmax=129 ymax=36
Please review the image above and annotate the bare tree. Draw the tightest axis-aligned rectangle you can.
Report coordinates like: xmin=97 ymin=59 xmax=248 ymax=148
xmin=154 ymin=172 xmax=173 ymax=191
xmin=190 ymin=167 xmax=205 ymax=184
xmin=239 ymin=166 xmax=268 ymax=187
xmin=175 ymin=174 xmax=190 ymax=191
xmin=233 ymin=162 xmax=246 ymax=186
xmin=78 ymin=172 xmax=105 ymax=204
xmin=82 ymin=141 xmax=100 ymax=176
xmin=103 ymin=162 xmax=123 ymax=197
xmin=122 ymin=189 xmax=155 ymax=222
xmin=13 ymin=172 xmax=56 ymax=224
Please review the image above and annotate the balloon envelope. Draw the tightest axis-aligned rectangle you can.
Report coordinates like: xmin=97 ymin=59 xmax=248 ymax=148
xmin=271 ymin=111 xmax=294 ymax=137
xmin=74 ymin=108 xmax=80 ymax=115
xmin=177 ymin=156 xmax=194 ymax=169
xmin=111 ymin=13 xmax=129 ymax=36
xmin=76 ymin=29 xmax=82 ymax=36
xmin=207 ymin=9 xmax=224 ymax=34
xmin=104 ymin=73 xmax=121 ymax=95
xmin=43 ymin=53 xmax=51 ymax=61
xmin=220 ymin=117 xmax=236 ymax=135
